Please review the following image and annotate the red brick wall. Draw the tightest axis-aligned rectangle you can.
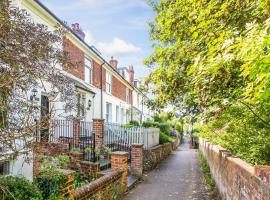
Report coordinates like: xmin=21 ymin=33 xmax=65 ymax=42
xmin=93 ymin=60 xmax=106 ymax=91
xmin=63 ymin=38 xmax=85 ymax=81
xmin=112 ymin=76 xmax=126 ymax=101
xmin=199 ymin=138 xmax=270 ymax=199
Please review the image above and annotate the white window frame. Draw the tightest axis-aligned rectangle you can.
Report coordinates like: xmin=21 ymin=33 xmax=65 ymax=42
xmin=106 ymin=102 xmax=112 ymax=122
xmin=85 ymin=58 xmax=93 ymax=85
xmin=116 ymin=105 xmax=120 ymax=123
xmin=106 ymin=71 xmax=112 ymax=94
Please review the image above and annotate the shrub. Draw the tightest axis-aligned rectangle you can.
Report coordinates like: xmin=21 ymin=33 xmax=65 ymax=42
xmin=35 ymin=168 xmax=67 ymax=199
xmin=158 ymin=122 xmax=171 ymax=135
xmin=142 ymin=120 xmax=158 ymax=128
xmin=0 ymin=176 xmax=42 ymax=200
xmin=129 ymin=120 xmax=140 ymax=127
xmin=159 ymin=132 xmax=174 ymax=144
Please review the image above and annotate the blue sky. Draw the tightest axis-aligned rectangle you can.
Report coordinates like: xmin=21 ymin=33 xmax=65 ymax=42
xmin=39 ymin=0 xmax=155 ymax=79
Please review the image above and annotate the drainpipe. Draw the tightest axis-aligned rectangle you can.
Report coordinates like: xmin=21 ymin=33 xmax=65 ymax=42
xmin=100 ymin=62 xmax=106 ymax=119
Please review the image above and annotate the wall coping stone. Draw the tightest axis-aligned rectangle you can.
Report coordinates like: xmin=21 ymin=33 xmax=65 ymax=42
xmin=74 ymin=169 xmax=123 ymax=198
xmin=110 ymin=151 xmax=128 ymax=156
xmin=132 ymin=144 xmax=144 ymax=147
xmin=92 ymin=118 xmax=105 ymax=121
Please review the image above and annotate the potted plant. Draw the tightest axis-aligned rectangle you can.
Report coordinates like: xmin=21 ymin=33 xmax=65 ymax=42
xmin=84 ymin=147 xmax=93 ymax=161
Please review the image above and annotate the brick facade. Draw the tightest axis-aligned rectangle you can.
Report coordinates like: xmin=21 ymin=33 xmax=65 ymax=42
xmin=112 ymin=76 xmax=127 ymax=101
xmin=63 ymin=38 xmax=85 ymax=80
xmin=131 ymin=144 xmax=143 ymax=177
xmin=63 ymin=38 xmax=132 ymax=104
xmin=199 ymin=138 xmax=270 ymax=200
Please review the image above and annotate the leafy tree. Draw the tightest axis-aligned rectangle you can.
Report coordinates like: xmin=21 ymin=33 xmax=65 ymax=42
xmin=146 ymin=0 xmax=270 ymax=164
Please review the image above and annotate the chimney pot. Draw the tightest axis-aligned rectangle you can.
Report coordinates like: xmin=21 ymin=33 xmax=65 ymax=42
xmin=71 ymin=23 xmax=85 ymax=40
xmin=109 ymin=56 xmax=118 ymax=69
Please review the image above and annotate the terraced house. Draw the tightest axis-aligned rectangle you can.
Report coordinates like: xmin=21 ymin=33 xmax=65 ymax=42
xmin=3 ymin=0 xmax=153 ymax=180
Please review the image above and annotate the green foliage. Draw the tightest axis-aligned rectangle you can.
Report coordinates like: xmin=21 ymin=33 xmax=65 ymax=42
xmin=146 ymin=0 xmax=270 ymax=165
xmin=35 ymin=168 xmax=66 ymax=199
xmin=159 ymin=132 xmax=174 ymax=144
xmin=0 ymin=176 xmax=42 ymax=200
xmin=41 ymin=155 xmax=69 ymax=169
xmin=197 ymin=104 xmax=270 ymax=165
xmin=129 ymin=120 xmax=140 ymax=127
xmin=85 ymin=147 xmax=93 ymax=154
xmin=104 ymin=146 xmax=111 ymax=155
xmin=73 ymin=172 xmax=89 ymax=190
xmin=71 ymin=147 xmax=80 ymax=153
xmin=198 ymin=152 xmax=215 ymax=188
xmin=142 ymin=120 xmax=158 ymax=128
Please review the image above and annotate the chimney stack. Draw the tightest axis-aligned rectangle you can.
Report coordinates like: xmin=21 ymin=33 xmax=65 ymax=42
xmin=71 ymin=23 xmax=85 ymax=40
xmin=129 ymin=65 xmax=134 ymax=85
xmin=109 ymin=56 xmax=118 ymax=69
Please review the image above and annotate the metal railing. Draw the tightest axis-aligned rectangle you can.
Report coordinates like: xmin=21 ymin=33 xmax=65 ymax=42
xmin=49 ymin=120 xmax=96 ymax=162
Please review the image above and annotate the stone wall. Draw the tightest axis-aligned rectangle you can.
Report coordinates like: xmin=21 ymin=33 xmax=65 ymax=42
xmin=199 ymin=138 xmax=270 ymax=200
xmin=143 ymin=138 xmax=179 ymax=171
xmin=74 ymin=170 xmax=125 ymax=200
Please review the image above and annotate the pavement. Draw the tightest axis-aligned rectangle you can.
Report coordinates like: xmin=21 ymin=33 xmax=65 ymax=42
xmin=124 ymin=138 xmax=211 ymax=200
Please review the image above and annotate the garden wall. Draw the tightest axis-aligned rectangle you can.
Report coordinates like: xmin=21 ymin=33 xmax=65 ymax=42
xmin=199 ymin=138 xmax=270 ymax=200
xmin=143 ymin=136 xmax=180 ymax=171
xmin=74 ymin=170 xmax=125 ymax=200
xmin=33 ymin=142 xmax=68 ymax=177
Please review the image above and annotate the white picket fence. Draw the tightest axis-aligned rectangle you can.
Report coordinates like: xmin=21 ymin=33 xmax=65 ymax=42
xmin=104 ymin=123 xmax=160 ymax=149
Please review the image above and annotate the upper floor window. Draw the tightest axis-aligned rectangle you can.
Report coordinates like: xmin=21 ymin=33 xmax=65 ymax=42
xmin=106 ymin=71 xmax=112 ymax=94
xmin=85 ymin=58 xmax=93 ymax=84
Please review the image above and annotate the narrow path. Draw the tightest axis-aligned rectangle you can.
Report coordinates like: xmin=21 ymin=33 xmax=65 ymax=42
xmin=125 ymin=137 xmax=211 ymax=200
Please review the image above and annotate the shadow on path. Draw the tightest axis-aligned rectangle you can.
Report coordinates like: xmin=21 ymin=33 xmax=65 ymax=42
xmin=125 ymin=137 xmax=211 ymax=200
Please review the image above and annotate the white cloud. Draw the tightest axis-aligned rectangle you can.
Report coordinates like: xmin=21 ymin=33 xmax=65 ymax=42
xmin=84 ymin=31 xmax=95 ymax=44
xmin=96 ymin=38 xmax=141 ymax=56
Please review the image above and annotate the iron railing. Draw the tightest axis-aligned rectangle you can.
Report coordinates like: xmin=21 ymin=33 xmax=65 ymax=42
xmin=49 ymin=120 xmax=96 ymax=162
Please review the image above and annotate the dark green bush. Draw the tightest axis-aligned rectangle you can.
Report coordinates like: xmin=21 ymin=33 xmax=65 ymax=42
xmin=0 ymin=175 xmax=42 ymax=200
xmin=35 ymin=168 xmax=66 ymax=199
xmin=129 ymin=120 xmax=140 ymax=127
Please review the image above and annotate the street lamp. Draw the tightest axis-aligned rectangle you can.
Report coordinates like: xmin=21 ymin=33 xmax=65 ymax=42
xmin=30 ymin=88 xmax=38 ymax=101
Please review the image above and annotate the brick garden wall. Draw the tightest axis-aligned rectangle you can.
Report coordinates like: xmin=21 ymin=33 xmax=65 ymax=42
xmin=33 ymin=142 xmax=69 ymax=177
xmin=143 ymin=137 xmax=180 ymax=171
xmin=199 ymin=138 xmax=270 ymax=200
xmin=74 ymin=170 xmax=125 ymax=200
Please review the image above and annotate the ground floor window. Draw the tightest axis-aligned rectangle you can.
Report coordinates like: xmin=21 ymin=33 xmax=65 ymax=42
xmin=116 ymin=105 xmax=120 ymax=123
xmin=0 ymin=160 xmax=10 ymax=175
xmin=106 ymin=102 xmax=112 ymax=122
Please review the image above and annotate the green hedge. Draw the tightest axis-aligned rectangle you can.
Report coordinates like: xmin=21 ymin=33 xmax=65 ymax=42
xmin=0 ymin=176 xmax=42 ymax=200
xmin=159 ymin=132 xmax=175 ymax=144
xmin=35 ymin=168 xmax=67 ymax=199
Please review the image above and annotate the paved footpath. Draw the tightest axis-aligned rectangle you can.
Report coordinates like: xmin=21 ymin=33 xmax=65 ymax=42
xmin=125 ymin=138 xmax=211 ymax=200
